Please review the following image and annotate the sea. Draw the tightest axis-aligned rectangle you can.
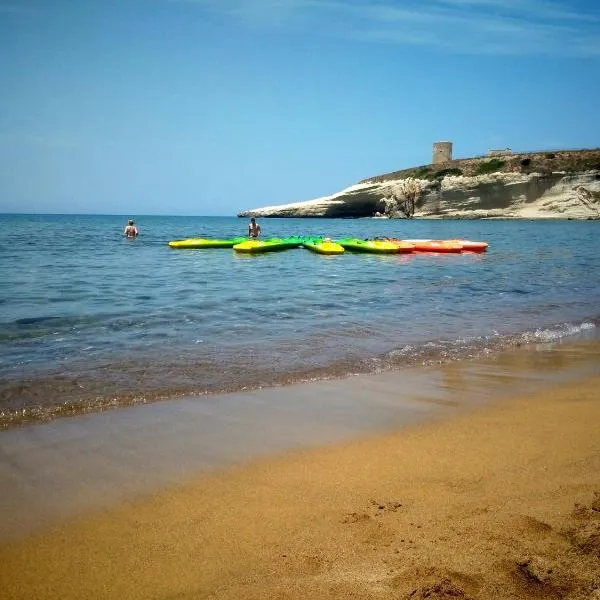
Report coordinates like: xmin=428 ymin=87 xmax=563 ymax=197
xmin=1 ymin=213 xmax=599 ymax=428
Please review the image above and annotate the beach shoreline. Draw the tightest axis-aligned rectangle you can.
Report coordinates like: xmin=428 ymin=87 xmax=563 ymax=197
xmin=1 ymin=338 xmax=599 ymax=541
xmin=1 ymin=341 xmax=600 ymax=599
xmin=2 ymin=318 xmax=598 ymax=432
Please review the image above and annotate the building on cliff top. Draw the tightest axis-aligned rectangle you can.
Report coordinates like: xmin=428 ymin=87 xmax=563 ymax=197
xmin=432 ymin=141 xmax=453 ymax=164
xmin=488 ymin=148 xmax=513 ymax=157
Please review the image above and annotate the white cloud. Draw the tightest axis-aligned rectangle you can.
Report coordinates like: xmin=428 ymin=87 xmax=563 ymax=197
xmin=169 ymin=0 xmax=600 ymax=57
xmin=439 ymin=0 xmax=597 ymax=22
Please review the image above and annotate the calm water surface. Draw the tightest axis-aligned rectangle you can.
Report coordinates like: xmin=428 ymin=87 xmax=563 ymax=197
xmin=1 ymin=214 xmax=599 ymax=426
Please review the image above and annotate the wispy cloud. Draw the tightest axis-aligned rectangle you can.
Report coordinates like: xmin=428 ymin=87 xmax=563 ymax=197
xmin=442 ymin=0 xmax=599 ymax=23
xmin=170 ymin=0 xmax=600 ymax=57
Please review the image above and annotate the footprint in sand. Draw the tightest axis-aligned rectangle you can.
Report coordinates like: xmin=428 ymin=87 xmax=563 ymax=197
xmin=567 ymin=493 xmax=600 ymax=556
xmin=391 ymin=567 xmax=479 ymax=599
xmin=341 ymin=500 xmax=403 ymax=524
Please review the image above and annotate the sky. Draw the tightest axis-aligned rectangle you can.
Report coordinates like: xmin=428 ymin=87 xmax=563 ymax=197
xmin=1 ymin=0 xmax=599 ymax=216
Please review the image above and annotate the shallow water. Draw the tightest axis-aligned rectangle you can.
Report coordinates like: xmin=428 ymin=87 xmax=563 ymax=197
xmin=1 ymin=214 xmax=599 ymax=426
xmin=1 ymin=338 xmax=599 ymax=540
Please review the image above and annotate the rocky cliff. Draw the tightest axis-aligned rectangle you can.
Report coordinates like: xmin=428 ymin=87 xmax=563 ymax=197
xmin=238 ymin=149 xmax=600 ymax=219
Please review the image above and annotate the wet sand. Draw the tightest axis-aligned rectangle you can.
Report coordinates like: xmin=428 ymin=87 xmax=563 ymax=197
xmin=1 ymin=341 xmax=600 ymax=599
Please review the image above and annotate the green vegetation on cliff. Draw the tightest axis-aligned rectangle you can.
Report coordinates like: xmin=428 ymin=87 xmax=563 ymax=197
xmin=362 ymin=148 xmax=600 ymax=184
xmin=475 ymin=158 xmax=506 ymax=175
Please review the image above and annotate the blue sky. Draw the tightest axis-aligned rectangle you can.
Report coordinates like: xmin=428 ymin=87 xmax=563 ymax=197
xmin=1 ymin=0 xmax=599 ymax=216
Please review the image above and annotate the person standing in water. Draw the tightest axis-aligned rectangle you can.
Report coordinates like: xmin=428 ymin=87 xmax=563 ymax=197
xmin=124 ymin=219 xmax=139 ymax=238
xmin=248 ymin=217 xmax=261 ymax=238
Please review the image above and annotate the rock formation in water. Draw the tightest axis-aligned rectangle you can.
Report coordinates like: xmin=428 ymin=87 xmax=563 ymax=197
xmin=238 ymin=149 xmax=600 ymax=219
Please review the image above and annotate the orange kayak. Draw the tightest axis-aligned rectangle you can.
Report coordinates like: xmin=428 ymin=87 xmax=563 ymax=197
xmin=448 ymin=239 xmax=489 ymax=252
xmin=407 ymin=240 xmax=463 ymax=253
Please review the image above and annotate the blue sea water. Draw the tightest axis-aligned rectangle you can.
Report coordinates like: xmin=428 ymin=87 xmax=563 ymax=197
xmin=1 ymin=213 xmax=599 ymax=424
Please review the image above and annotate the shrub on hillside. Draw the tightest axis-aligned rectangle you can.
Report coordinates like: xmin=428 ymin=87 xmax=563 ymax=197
xmin=412 ymin=166 xmax=432 ymax=179
xmin=475 ymin=158 xmax=506 ymax=175
xmin=433 ymin=168 xmax=463 ymax=179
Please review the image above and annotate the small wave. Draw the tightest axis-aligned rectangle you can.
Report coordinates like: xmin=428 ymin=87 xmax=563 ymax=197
xmin=520 ymin=321 xmax=596 ymax=343
xmin=381 ymin=318 xmax=598 ymax=370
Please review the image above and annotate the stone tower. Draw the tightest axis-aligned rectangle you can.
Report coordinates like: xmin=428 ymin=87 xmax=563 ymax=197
xmin=432 ymin=141 xmax=453 ymax=164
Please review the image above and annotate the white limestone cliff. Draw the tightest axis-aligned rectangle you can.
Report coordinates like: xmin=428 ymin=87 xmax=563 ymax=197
xmin=239 ymin=170 xmax=600 ymax=220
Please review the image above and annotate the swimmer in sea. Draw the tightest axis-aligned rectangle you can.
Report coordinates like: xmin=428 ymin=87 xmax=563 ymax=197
xmin=248 ymin=217 xmax=261 ymax=238
xmin=124 ymin=219 xmax=139 ymax=238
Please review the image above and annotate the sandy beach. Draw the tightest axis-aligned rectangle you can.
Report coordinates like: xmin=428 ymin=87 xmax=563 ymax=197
xmin=1 ymin=345 xmax=599 ymax=599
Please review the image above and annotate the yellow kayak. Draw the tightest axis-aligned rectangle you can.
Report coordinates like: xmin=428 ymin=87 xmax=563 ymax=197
xmin=168 ymin=237 xmax=247 ymax=249
xmin=233 ymin=237 xmax=304 ymax=253
xmin=302 ymin=238 xmax=345 ymax=255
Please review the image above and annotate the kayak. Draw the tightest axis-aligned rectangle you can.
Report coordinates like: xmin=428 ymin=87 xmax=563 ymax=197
xmin=405 ymin=240 xmax=463 ymax=253
xmin=336 ymin=238 xmax=400 ymax=254
xmin=448 ymin=239 xmax=489 ymax=252
xmin=168 ymin=237 xmax=247 ymax=249
xmin=402 ymin=239 xmax=488 ymax=252
xmin=382 ymin=238 xmax=416 ymax=253
xmin=302 ymin=237 xmax=345 ymax=255
xmin=233 ymin=237 xmax=304 ymax=253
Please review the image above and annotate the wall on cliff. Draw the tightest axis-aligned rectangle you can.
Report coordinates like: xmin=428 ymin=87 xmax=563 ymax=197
xmin=239 ymin=170 xmax=600 ymax=219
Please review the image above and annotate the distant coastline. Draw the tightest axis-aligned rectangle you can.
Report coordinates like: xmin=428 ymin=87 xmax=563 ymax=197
xmin=239 ymin=147 xmax=600 ymax=220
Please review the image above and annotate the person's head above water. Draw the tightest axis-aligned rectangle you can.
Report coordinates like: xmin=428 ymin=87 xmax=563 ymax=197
xmin=250 ymin=217 xmax=256 ymax=223
xmin=128 ymin=219 xmax=134 ymax=225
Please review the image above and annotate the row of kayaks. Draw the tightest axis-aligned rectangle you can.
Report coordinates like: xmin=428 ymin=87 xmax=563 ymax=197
xmin=168 ymin=236 xmax=488 ymax=254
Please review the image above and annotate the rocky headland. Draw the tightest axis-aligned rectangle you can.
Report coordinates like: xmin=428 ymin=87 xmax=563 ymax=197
xmin=239 ymin=149 xmax=600 ymax=219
